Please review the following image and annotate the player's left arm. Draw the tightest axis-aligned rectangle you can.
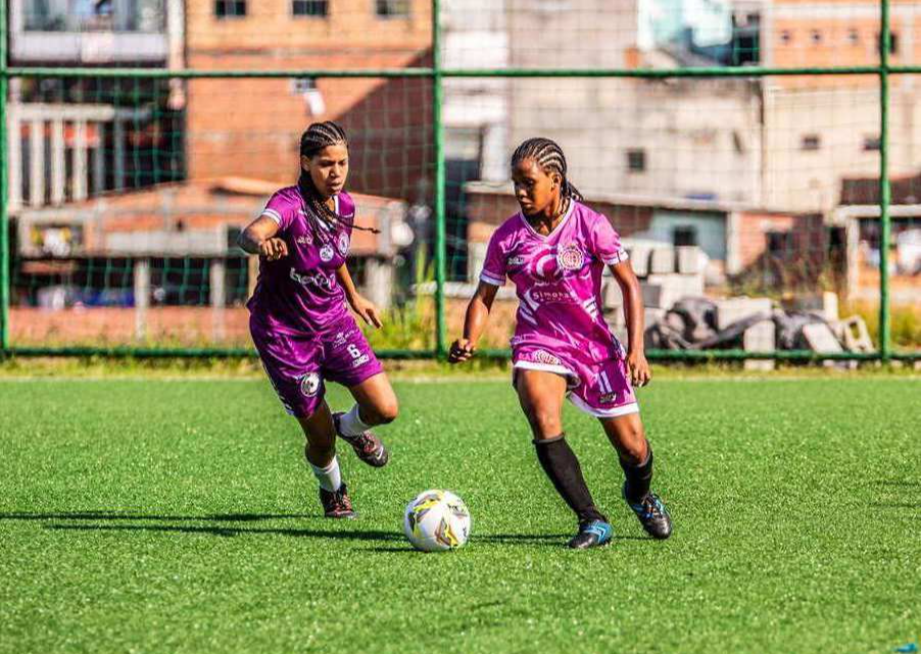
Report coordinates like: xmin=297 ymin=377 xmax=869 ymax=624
xmin=336 ymin=263 xmax=383 ymax=329
xmin=609 ymin=261 xmax=651 ymax=387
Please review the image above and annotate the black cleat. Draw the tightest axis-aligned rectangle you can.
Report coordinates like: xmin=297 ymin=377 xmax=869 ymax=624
xmin=568 ymin=520 xmax=614 ymax=550
xmin=319 ymin=482 xmax=356 ymax=519
xmin=333 ymin=412 xmax=390 ymax=468
xmin=624 ymin=485 xmax=672 ymax=539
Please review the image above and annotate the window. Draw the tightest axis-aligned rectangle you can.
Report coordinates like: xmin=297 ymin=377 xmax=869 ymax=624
xmin=780 ymin=30 xmax=792 ymax=45
xmin=810 ymin=29 xmax=822 ymax=45
xmin=293 ymin=0 xmax=328 ymax=17
xmin=801 ymin=135 xmax=821 ymax=151
xmin=673 ymin=226 xmax=698 ymax=247
xmin=876 ymin=32 xmax=899 ymax=55
xmin=732 ymin=131 xmax=745 ymax=155
xmin=863 ymin=136 xmax=881 ymax=152
xmin=626 ymin=149 xmax=646 ymax=173
xmin=767 ymin=231 xmax=794 ymax=256
xmin=291 ymin=78 xmax=317 ymax=94
xmin=848 ymin=29 xmax=860 ymax=45
xmin=215 ymin=0 xmax=246 ymax=18
xmin=375 ymin=0 xmax=410 ymax=18
xmin=291 ymin=79 xmax=325 ymax=116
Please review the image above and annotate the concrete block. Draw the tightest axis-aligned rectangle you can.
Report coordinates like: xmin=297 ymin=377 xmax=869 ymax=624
xmin=793 ymin=291 xmax=840 ymax=323
xmin=743 ymin=321 xmax=775 ymax=371
xmin=716 ymin=297 xmax=773 ymax=330
xmin=644 ymin=274 xmax=706 ymax=310
xmin=649 ymin=247 xmax=675 ymax=274
xmin=641 ymin=283 xmax=667 ymax=309
xmin=644 ymin=307 xmax=666 ymax=328
xmin=802 ymin=322 xmax=843 ymax=353
xmin=676 ymin=246 xmax=703 ymax=274
xmin=628 ymin=244 xmax=651 ymax=277
xmin=601 ymin=279 xmax=624 ymax=311
xmin=839 ymin=315 xmax=873 ymax=353
xmin=467 ymin=242 xmax=488 ymax=285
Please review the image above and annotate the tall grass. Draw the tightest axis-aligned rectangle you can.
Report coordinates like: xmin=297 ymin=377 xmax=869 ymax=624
xmin=841 ymin=301 xmax=921 ymax=349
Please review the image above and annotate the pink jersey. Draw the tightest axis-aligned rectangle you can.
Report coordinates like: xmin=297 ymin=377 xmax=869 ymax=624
xmin=247 ymin=186 xmax=354 ymax=335
xmin=480 ymin=200 xmax=628 ymax=363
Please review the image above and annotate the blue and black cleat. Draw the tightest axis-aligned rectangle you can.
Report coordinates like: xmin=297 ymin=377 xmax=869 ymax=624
xmin=568 ymin=520 xmax=614 ymax=549
xmin=624 ymin=485 xmax=672 ymax=539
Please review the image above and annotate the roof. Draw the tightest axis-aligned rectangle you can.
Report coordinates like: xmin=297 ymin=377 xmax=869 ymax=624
xmin=463 ymin=181 xmax=806 ymax=216
xmin=18 ymin=177 xmax=405 ymax=257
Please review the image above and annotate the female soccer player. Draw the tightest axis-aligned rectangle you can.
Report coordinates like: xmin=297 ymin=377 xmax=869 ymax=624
xmin=239 ymin=121 xmax=398 ymax=519
xmin=450 ymin=137 xmax=672 ymax=549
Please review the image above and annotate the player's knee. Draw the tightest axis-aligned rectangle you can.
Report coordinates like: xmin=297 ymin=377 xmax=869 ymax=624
xmin=367 ymin=397 xmax=399 ymax=425
xmin=529 ymin=409 xmax=562 ymax=438
xmin=619 ymin=431 xmax=648 ymax=465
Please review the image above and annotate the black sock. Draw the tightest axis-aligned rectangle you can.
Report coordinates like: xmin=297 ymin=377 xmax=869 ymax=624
xmin=620 ymin=445 xmax=654 ymax=503
xmin=533 ymin=436 xmax=607 ymax=524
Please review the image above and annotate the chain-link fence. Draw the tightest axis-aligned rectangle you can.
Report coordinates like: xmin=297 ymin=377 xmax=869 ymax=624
xmin=1 ymin=0 xmax=918 ymax=362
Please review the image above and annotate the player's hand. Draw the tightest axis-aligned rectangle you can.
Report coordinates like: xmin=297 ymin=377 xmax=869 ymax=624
xmin=352 ymin=295 xmax=383 ymax=329
xmin=449 ymin=338 xmax=476 ymax=364
xmin=627 ymin=349 xmax=651 ymax=388
xmin=259 ymin=238 xmax=288 ymax=261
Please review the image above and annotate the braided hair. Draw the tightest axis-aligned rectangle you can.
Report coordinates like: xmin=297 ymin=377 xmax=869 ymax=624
xmin=510 ymin=137 xmax=584 ymax=212
xmin=297 ymin=121 xmax=378 ymax=239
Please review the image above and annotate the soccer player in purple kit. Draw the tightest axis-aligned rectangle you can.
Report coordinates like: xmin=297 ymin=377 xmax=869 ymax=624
xmin=450 ymin=137 xmax=673 ymax=549
xmin=239 ymin=121 xmax=398 ymax=519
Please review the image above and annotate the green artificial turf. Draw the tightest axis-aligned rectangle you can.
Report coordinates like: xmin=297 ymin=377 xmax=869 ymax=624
xmin=1 ymin=378 xmax=918 ymax=653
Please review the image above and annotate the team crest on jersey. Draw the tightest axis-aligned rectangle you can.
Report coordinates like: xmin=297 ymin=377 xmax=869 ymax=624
xmin=319 ymin=244 xmax=335 ymax=262
xmin=337 ymin=233 xmax=350 ymax=256
xmin=299 ymin=373 xmax=321 ymax=397
xmin=557 ymin=243 xmax=584 ymax=271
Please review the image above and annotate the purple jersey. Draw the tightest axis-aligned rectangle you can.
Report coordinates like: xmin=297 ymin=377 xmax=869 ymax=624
xmin=247 ymin=186 xmax=355 ymax=335
xmin=480 ymin=200 xmax=629 ymax=363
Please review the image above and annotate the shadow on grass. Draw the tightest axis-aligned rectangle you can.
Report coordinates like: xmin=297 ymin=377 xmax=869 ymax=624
xmin=2 ymin=511 xmax=657 ymax=546
xmin=0 ymin=510 xmax=400 ymax=542
xmin=0 ymin=511 xmax=316 ymax=522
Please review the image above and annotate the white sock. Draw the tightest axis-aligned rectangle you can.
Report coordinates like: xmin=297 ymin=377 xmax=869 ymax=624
xmin=338 ymin=404 xmax=372 ymax=438
xmin=309 ymin=456 xmax=342 ymax=492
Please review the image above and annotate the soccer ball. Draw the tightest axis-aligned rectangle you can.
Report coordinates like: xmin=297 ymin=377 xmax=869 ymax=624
xmin=403 ymin=489 xmax=471 ymax=552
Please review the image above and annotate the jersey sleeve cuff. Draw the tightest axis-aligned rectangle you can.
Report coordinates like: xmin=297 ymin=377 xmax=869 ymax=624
xmin=602 ymin=250 xmax=629 ymax=266
xmin=479 ymin=271 xmax=505 ymax=286
xmin=262 ymin=208 xmax=283 ymax=225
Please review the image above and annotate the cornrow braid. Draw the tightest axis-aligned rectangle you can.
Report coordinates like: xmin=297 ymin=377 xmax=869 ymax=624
xmin=511 ymin=137 xmax=584 ymax=204
xmin=297 ymin=121 xmax=379 ymax=240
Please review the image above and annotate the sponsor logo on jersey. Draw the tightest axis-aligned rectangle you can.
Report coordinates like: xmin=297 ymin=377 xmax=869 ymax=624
xmin=296 ymin=234 xmax=313 ymax=247
xmin=599 ymin=392 xmax=617 ymax=404
xmin=529 ymin=288 xmax=579 ymax=305
xmin=557 ymin=243 xmax=584 ymax=271
xmin=290 ymin=267 xmax=335 ymax=291
xmin=337 ymin=233 xmax=350 ymax=256
xmin=299 ymin=372 xmax=321 ymax=397
xmin=319 ymin=244 xmax=335 ymax=262
xmin=351 ymin=354 xmax=371 ymax=368
xmin=508 ymin=255 xmax=527 ymax=266
xmin=532 ymin=349 xmax=563 ymax=366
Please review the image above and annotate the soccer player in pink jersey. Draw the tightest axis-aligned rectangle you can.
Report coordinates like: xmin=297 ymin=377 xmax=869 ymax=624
xmin=450 ymin=137 xmax=672 ymax=549
xmin=238 ymin=122 xmax=399 ymax=519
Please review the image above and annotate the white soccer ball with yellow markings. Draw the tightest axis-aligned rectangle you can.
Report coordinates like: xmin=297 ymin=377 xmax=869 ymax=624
xmin=403 ymin=489 xmax=471 ymax=552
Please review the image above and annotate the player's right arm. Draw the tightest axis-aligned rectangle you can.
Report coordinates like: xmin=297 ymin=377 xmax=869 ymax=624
xmin=238 ymin=215 xmax=288 ymax=261
xmin=450 ymin=228 xmax=507 ymax=363
xmin=450 ymin=281 xmax=499 ymax=363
